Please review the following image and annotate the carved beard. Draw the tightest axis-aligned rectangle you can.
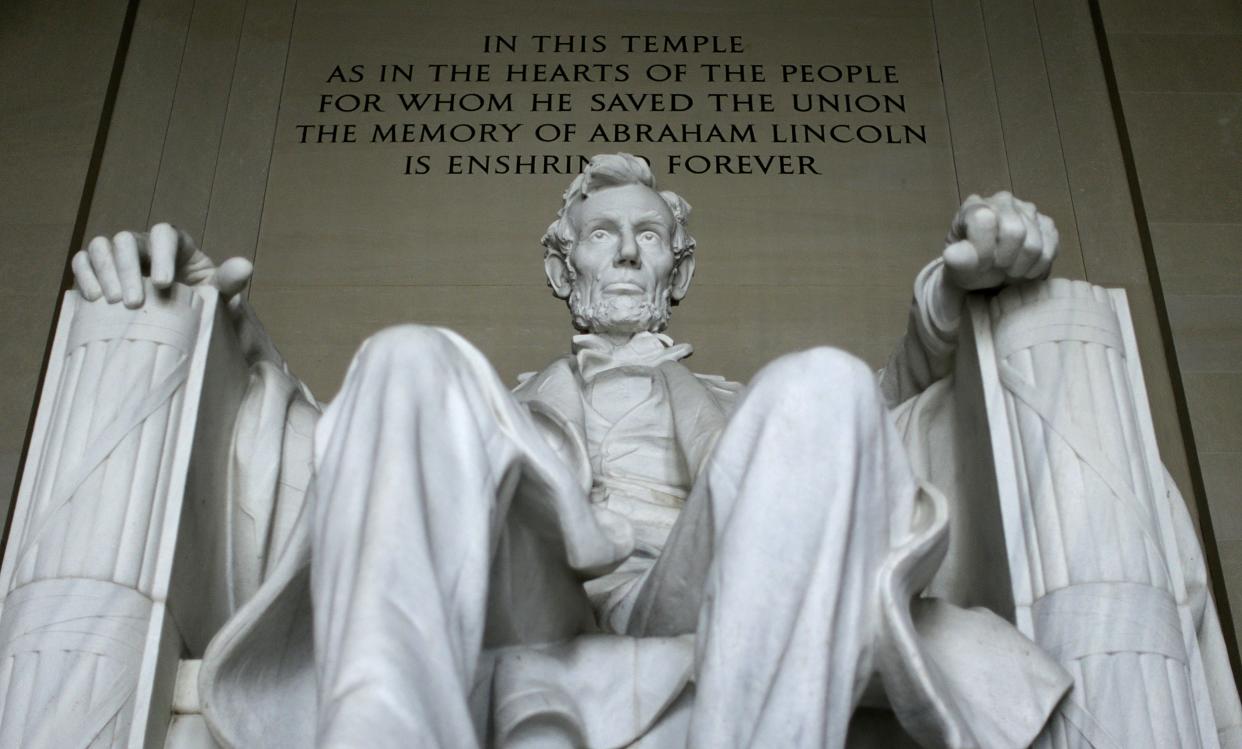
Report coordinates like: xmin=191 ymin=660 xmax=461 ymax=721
xmin=569 ymin=285 xmax=673 ymax=334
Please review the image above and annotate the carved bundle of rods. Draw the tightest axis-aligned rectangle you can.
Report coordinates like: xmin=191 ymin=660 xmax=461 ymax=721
xmin=0 ymin=288 xmax=200 ymax=748
xmin=990 ymin=280 xmax=1212 ymax=748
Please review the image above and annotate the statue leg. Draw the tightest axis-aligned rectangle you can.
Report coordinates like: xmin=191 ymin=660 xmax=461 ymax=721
xmin=649 ymin=347 xmax=919 ymax=748
xmin=307 ymin=326 xmax=608 ymax=748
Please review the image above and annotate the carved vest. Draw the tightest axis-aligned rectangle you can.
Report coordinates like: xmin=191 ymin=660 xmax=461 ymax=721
xmin=583 ymin=365 xmax=690 ymax=561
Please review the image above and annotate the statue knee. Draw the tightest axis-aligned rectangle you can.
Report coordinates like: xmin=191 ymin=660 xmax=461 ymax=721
xmin=355 ymin=324 xmax=462 ymax=376
xmin=748 ymin=347 xmax=881 ymax=420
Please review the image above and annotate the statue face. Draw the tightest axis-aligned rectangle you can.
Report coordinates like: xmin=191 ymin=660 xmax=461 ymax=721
xmin=563 ymin=184 xmax=682 ymax=335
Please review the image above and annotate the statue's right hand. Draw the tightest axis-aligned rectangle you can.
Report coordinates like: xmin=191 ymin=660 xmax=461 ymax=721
xmin=72 ymin=223 xmax=253 ymax=309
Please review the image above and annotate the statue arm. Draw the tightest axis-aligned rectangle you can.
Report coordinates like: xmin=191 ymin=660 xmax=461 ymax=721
xmin=879 ymin=192 xmax=1059 ymax=407
xmin=879 ymin=257 xmax=959 ymax=406
xmin=224 ymin=293 xmax=318 ymax=406
xmin=207 ymin=290 xmax=322 ymax=600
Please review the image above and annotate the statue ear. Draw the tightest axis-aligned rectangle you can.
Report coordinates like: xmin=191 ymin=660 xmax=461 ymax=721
xmin=544 ymin=253 xmax=573 ymax=299
xmin=670 ymin=254 xmax=695 ymax=302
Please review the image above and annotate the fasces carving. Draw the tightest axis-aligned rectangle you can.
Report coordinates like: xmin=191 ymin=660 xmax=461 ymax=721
xmin=2 ymin=154 xmax=1237 ymax=748
xmin=0 ymin=285 xmax=236 ymax=748
xmin=968 ymin=282 xmax=1240 ymax=747
xmin=10 ymin=292 xmax=198 ymax=746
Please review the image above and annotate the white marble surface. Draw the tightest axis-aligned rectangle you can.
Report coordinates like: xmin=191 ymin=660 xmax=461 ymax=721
xmin=3 ymin=154 xmax=1237 ymax=748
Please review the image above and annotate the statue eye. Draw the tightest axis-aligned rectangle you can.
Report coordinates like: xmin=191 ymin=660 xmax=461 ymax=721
xmin=590 ymin=229 xmax=610 ymax=241
xmin=638 ymin=231 xmax=659 ymax=243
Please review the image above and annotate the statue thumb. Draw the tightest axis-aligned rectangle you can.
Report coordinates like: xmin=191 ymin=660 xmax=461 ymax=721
xmin=213 ymin=257 xmax=254 ymax=298
xmin=943 ymin=240 xmax=981 ymax=278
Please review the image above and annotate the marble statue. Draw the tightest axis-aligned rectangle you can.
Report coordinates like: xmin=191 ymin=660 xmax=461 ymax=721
xmin=2 ymin=153 xmax=1239 ymax=748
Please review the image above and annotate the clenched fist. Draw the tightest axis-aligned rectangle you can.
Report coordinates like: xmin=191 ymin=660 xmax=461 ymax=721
xmin=942 ymin=192 xmax=1059 ymax=292
xmin=72 ymin=223 xmax=253 ymax=308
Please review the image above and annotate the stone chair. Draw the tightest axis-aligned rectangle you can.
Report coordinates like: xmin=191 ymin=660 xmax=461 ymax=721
xmin=0 ymin=279 xmax=1238 ymax=748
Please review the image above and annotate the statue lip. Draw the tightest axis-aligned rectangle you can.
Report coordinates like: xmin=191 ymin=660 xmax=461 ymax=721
xmin=602 ymin=281 xmax=646 ymax=295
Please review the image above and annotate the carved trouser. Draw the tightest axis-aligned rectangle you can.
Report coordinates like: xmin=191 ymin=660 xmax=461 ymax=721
xmin=308 ymin=325 xmax=923 ymax=749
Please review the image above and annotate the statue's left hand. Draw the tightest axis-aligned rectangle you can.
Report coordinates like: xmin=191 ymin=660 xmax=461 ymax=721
xmin=942 ymin=192 xmax=1059 ymax=291
xmin=71 ymin=223 xmax=253 ymax=309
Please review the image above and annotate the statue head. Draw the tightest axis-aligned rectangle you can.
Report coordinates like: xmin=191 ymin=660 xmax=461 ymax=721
xmin=542 ymin=153 xmax=696 ymax=335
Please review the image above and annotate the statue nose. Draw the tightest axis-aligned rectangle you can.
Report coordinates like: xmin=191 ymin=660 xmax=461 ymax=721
xmin=615 ymin=232 xmax=641 ymax=266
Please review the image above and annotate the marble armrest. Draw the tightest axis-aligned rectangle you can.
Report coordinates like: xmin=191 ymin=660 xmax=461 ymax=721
xmin=956 ymin=278 xmax=1228 ymax=747
xmin=0 ymin=282 xmax=250 ymax=749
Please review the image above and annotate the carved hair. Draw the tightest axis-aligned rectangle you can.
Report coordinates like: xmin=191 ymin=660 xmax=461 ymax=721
xmin=541 ymin=153 xmax=696 ymax=270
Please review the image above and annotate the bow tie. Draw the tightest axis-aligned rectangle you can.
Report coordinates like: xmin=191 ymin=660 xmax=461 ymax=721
xmin=573 ymin=332 xmax=693 ymax=381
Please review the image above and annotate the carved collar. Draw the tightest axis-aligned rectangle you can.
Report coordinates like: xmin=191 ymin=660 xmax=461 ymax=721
xmin=572 ymin=332 xmax=693 ymax=381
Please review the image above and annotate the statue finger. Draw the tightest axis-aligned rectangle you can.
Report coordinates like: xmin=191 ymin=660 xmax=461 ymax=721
xmin=211 ymin=257 xmax=254 ymax=298
xmin=1008 ymin=211 xmax=1042 ymax=278
xmin=112 ymin=231 xmax=146 ymax=308
xmin=988 ymin=190 xmax=1016 ymax=210
xmin=153 ymin=223 xmax=208 ymax=283
xmin=1037 ymin=214 xmax=1059 ymax=257
xmin=1015 ymin=198 xmax=1038 ymax=222
xmin=963 ymin=204 xmax=998 ymax=270
xmin=1010 ymin=238 xmax=1042 ymax=279
xmin=994 ymin=208 xmax=1027 ymax=269
xmin=1026 ymin=237 xmax=1057 ymax=280
xmin=71 ymin=250 xmax=103 ymax=301
xmin=87 ymin=236 xmax=124 ymax=303
xmin=178 ymin=231 xmax=216 ymax=285
xmin=149 ymin=223 xmax=178 ymax=287
xmin=949 ymin=194 xmax=986 ymax=241
xmin=943 ymin=240 xmax=982 ymax=287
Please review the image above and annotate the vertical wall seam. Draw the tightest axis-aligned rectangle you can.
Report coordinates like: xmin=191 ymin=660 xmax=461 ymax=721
xmin=3 ymin=0 xmax=145 ymax=559
xmin=1028 ymin=0 xmax=1090 ymax=282
xmin=928 ymin=0 xmax=964 ymax=206
xmin=199 ymin=0 xmax=253 ymax=255
xmin=244 ymin=0 xmax=300 ymax=303
xmin=978 ymin=0 xmax=1015 ymax=190
xmin=1085 ymin=0 xmax=1242 ymax=687
xmin=143 ymin=0 xmax=200 ymax=228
